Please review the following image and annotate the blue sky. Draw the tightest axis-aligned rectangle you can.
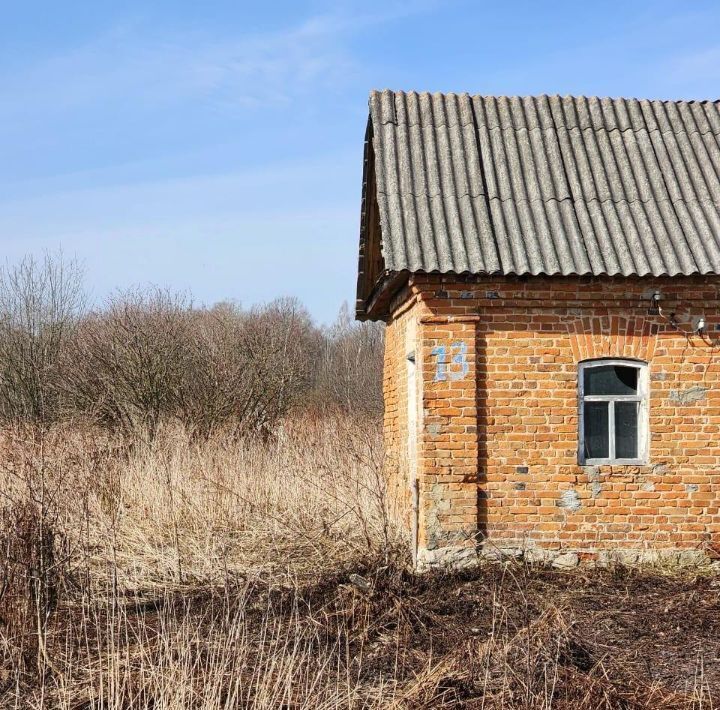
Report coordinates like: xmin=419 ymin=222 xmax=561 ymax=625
xmin=1 ymin=0 xmax=719 ymax=321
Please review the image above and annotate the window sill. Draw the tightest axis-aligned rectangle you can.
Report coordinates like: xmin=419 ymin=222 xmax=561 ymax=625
xmin=580 ymin=459 xmax=648 ymax=467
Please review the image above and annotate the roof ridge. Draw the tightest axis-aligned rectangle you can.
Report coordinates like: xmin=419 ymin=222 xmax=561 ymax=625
xmin=369 ymin=88 xmax=720 ymax=105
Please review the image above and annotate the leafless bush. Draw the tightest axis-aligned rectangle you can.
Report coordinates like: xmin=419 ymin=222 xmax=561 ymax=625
xmin=63 ymin=292 xmax=320 ymax=438
xmin=0 ymin=253 xmax=385 ymax=435
xmin=169 ymin=302 xmax=249 ymax=438
xmin=233 ymin=297 xmax=321 ymax=432
xmin=62 ymin=289 xmax=191 ymax=439
xmin=0 ymin=254 xmax=85 ymax=424
xmin=159 ymin=297 xmax=319 ymax=438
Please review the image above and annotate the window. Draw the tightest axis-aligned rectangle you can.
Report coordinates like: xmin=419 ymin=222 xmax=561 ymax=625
xmin=578 ymin=359 xmax=648 ymax=465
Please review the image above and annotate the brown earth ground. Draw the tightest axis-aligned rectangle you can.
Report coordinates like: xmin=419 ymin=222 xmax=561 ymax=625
xmin=36 ymin=561 xmax=720 ymax=709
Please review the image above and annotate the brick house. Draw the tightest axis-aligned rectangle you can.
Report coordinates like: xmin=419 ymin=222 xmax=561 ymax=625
xmin=355 ymin=90 xmax=720 ymax=568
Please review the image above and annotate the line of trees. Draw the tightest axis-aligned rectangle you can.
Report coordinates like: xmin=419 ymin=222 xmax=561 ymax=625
xmin=0 ymin=254 xmax=384 ymax=438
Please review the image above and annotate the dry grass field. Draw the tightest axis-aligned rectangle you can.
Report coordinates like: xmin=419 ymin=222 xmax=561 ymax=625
xmin=0 ymin=416 xmax=718 ymax=709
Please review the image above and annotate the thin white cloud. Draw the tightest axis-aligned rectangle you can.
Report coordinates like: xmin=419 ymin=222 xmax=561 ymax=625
xmin=667 ymin=46 xmax=720 ymax=83
xmin=0 ymin=22 xmax=350 ymax=119
xmin=0 ymin=150 xmax=357 ymax=229
xmin=0 ymin=2 xmax=439 ymax=122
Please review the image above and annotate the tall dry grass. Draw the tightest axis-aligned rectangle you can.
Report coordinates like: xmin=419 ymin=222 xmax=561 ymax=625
xmin=0 ymin=418 xmax=716 ymax=709
xmin=0 ymin=416 xmax=407 ymax=708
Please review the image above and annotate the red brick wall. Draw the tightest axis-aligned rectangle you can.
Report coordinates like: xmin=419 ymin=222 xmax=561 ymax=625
xmin=382 ymin=274 xmax=720 ymax=566
xmin=382 ymin=294 xmax=417 ymax=535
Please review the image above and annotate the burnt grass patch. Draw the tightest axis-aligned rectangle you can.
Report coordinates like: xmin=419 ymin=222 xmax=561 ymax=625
xmin=26 ymin=560 xmax=720 ymax=708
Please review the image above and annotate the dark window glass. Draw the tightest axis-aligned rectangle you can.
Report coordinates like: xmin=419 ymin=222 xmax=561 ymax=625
xmin=615 ymin=401 xmax=639 ymax=459
xmin=584 ymin=365 xmax=638 ymax=396
xmin=584 ymin=402 xmax=609 ymax=459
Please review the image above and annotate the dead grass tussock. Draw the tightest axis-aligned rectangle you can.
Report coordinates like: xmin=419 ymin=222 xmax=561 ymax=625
xmin=0 ymin=416 xmax=389 ymax=591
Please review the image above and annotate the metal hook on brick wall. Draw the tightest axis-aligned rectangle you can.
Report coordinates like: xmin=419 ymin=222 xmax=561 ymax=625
xmin=653 ymin=294 xmax=719 ymax=348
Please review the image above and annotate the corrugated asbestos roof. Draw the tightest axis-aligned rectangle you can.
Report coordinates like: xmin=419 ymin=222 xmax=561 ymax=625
xmin=368 ymin=90 xmax=720 ymax=278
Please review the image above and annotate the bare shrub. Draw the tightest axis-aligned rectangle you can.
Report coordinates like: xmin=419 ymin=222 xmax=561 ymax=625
xmin=0 ymin=254 xmax=385 ymax=433
xmin=170 ymin=297 xmax=320 ymax=438
xmin=234 ymin=298 xmax=320 ymax=433
xmin=0 ymin=254 xmax=85 ymax=424
xmin=63 ymin=293 xmax=320 ymax=439
xmin=62 ymin=288 xmax=191 ymax=439
xmin=314 ymin=303 xmax=384 ymax=416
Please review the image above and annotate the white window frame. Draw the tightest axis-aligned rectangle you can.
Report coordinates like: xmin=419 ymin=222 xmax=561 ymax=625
xmin=578 ymin=359 xmax=649 ymax=466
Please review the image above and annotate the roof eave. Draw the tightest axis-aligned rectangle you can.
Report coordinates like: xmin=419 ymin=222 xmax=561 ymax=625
xmin=356 ymin=114 xmax=391 ymax=319
xmin=356 ymin=270 xmax=408 ymax=321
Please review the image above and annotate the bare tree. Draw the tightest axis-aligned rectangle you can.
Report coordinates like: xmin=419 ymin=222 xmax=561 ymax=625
xmin=315 ymin=303 xmax=384 ymax=416
xmin=0 ymin=252 xmax=383 ymax=432
xmin=0 ymin=254 xmax=85 ymax=424
xmin=230 ymin=297 xmax=320 ymax=434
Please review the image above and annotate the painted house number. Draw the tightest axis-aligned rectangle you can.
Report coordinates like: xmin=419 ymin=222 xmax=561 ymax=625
xmin=430 ymin=341 xmax=469 ymax=381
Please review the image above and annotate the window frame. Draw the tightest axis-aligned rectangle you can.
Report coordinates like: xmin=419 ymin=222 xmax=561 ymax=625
xmin=578 ymin=358 xmax=649 ymax=466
